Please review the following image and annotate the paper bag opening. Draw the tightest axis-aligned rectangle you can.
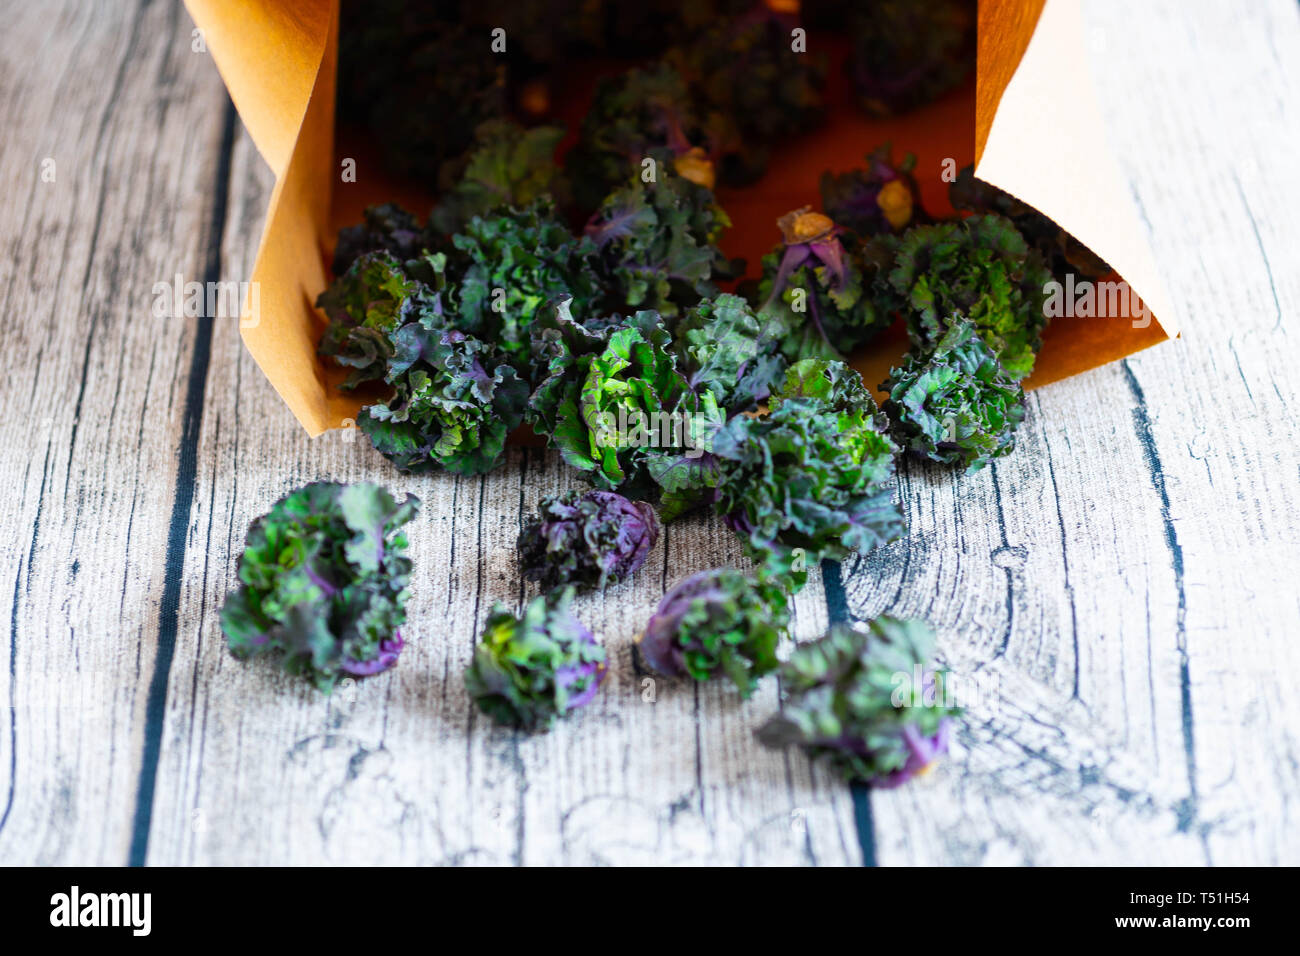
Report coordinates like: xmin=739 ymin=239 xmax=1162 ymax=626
xmin=185 ymin=0 xmax=1175 ymax=437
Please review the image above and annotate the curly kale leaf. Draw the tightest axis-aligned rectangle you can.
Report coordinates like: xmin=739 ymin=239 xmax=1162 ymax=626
xmin=757 ymin=617 xmax=959 ymax=786
xmin=882 ymin=316 xmax=1026 ymax=472
xmin=712 ymin=359 xmax=903 ymax=590
xmin=430 ymin=120 xmax=569 ymax=235
xmin=358 ymin=327 xmax=528 ymax=476
xmin=949 ymin=163 xmax=1111 ymax=280
xmin=528 ymin=299 xmax=693 ymax=493
xmin=643 ymin=388 xmax=725 ymax=522
xmin=673 ymin=293 xmax=786 ymax=415
xmin=888 ymin=214 xmax=1052 ymax=379
xmin=452 ymin=198 xmax=605 ymax=370
xmin=316 ymin=251 xmax=450 ymax=390
xmin=774 ymin=352 xmax=879 ymax=411
xmin=756 ymin=208 xmax=890 ymax=361
xmin=464 ymin=586 xmax=606 ymax=732
xmin=518 ymin=489 xmax=659 ymax=592
xmin=576 ymin=326 xmax=693 ymax=491
xmin=527 ymin=299 xmax=655 ymax=433
xmin=846 ymin=0 xmax=975 ymax=118
xmin=220 ymin=482 xmax=420 ymax=692
xmin=585 ymin=160 xmax=740 ymax=318
xmin=639 ymin=568 xmax=788 ymax=697
xmin=820 ymin=143 xmax=928 ymax=239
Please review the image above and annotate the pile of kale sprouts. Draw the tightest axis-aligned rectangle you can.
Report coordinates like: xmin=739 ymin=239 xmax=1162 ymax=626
xmin=221 ymin=0 xmax=1106 ymax=788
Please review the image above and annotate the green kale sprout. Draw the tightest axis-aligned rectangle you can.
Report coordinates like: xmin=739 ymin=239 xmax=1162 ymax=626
xmin=358 ymin=327 xmax=529 ymax=476
xmin=881 ymin=316 xmax=1027 ymax=472
xmin=584 ymin=157 xmax=740 ymax=318
xmin=639 ymin=568 xmax=788 ymax=697
xmin=673 ymin=293 xmax=786 ymax=414
xmin=756 ymin=207 xmax=890 ymax=361
xmin=641 ymin=388 xmax=725 ymax=523
xmin=711 ymin=359 xmax=904 ymax=589
xmin=464 ymin=586 xmax=607 ymax=731
xmin=888 ymin=214 xmax=1052 ymax=379
xmin=518 ymin=489 xmax=659 ymax=592
xmin=316 ymin=250 xmax=449 ymax=390
xmin=452 ymin=198 xmax=605 ymax=371
xmin=220 ymin=482 xmax=421 ymax=692
xmin=757 ymin=616 xmax=959 ymax=786
xmin=529 ymin=299 xmax=695 ymax=494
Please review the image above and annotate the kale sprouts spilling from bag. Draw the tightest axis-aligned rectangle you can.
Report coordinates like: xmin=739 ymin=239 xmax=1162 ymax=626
xmin=296 ymin=0 xmax=1118 ymax=781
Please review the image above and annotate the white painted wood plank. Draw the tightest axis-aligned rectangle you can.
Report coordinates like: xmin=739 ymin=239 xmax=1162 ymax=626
xmin=1084 ymin=0 xmax=1300 ymax=865
xmin=846 ymin=0 xmax=1300 ymax=865
xmin=0 ymin=0 xmax=238 ymax=864
xmin=3 ymin=0 xmax=1297 ymax=868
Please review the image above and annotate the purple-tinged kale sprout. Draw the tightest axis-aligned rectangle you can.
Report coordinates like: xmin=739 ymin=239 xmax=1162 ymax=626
xmin=881 ymin=315 xmax=1026 ymax=472
xmin=464 ymin=586 xmax=607 ymax=731
xmin=639 ymin=568 xmax=788 ymax=697
xmin=518 ymin=489 xmax=659 ymax=592
xmin=846 ymin=0 xmax=975 ymax=118
xmin=757 ymin=617 xmax=959 ymax=786
xmin=819 ymin=143 xmax=929 ymax=240
xmin=220 ymin=482 xmax=421 ymax=693
xmin=756 ymin=207 xmax=890 ymax=360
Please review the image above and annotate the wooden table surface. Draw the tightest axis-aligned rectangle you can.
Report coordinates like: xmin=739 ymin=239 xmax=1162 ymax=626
xmin=2 ymin=0 xmax=1297 ymax=867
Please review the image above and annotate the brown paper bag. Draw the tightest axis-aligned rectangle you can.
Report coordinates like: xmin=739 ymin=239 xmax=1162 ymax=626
xmin=185 ymin=0 xmax=1175 ymax=437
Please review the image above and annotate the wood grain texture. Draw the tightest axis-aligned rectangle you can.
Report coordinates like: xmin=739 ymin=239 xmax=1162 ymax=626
xmin=0 ymin=0 xmax=236 ymax=864
xmin=136 ymin=125 xmax=857 ymax=867
xmin=844 ymin=0 xmax=1300 ymax=865
xmin=1 ymin=0 xmax=1297 ymax=866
